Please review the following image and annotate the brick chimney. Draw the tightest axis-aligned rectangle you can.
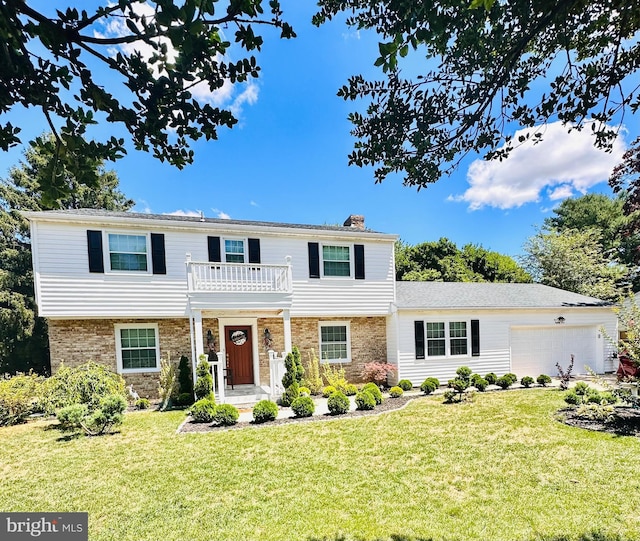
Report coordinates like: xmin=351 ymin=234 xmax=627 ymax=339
xmin=343 ymin=214 xmax=365 ymax=231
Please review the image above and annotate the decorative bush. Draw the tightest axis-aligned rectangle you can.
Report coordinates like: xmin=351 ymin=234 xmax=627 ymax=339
xmin=355 ymin=390 xmax=376 ymax=410
xmin=158 ymin=354 xmax=180 ymax=410
xmin=322 ymin=364 xmax=350 ymax=394
xmin=327 ymin=391 xmax=350 ymax=415
xmin=40 ymin=361 xmax=125 ymax=414
xmin=322 ymin=385 xmax=337 ymax=398
xmin=194 ymin=356 xmax=214 ymax=402
xmin=0 ymin=373 xmax=43 ymax=426
xmin=282 ymin=346 xmax=304 ymax=388
xmin=537 ymin=374 xmax=552 ymax=387
xmin=389 ymin=386 xmax=404 ymax=398
xmin=291 ymin=396 xmax=315 ymax=418
xmin=574 ymin=381 xmax=590 ymax=395
xmin=281 ymin=382 xmax=300 ymax=407
xmin=362 ymin=382 xmax=383 ymax=405
xmin=57 ymin=394 xmax=126 ymax=436
xmin=303 ymin=350 xmax=324 ymax=396
xmin=449 ymin=377 xmax=469 ymax=393
xmin=135 ymin=398 xmax=150 ymax=410
xmin=298 ymin=386 xmax=311 ymax=396
xmin=212 ymin=404 xmax=240 ymax=426
xmin=471 ymin=373 xmax=483 ymax=386
xmin=504 ymin=373 xmax=518 ymax=385
xmin=456 ymin=366 xmax=473 ymax=383
xmin=420 ymin=377 xmax=440 ymax=395
xmin=56 ymin=404 xmax=89 ymax=430
xmin=520 ymin=376 xmax=535 ymax=388
xmin=557 ymin=354 xmax=575 ymax=390
xmin=473 ymin=378 xmax=488 ymax=392
xmin=495 ymin=376 xmax=513 ymax=389
xmin=343 ymin=383 xmax=358 ymax=396
xmin=485 ymin=373 xmax=498 ymax=385
xmin=253 ymin=400 xmax=279 ymax=423
xmin=361 ymin=362 xmax=397 ymax=385
xmin=398 ymin=379 xmax=413 ymax=391
xmin=190 ymin=398 xmax=217 ymax=423
xmin=601 ymin=392 xmax=618 ymax=404
xmin=443 ymin=390 xmax=461 ymax=403
xmin=176 ymin=393 xmax=193 ymax=407
xmin=575 ymin=403 xmax=615 ymax=422
xmin=564 ymin=390 xmax=581 ymax=405
xmin=177 ymin=355 xmax=194 ymax=400
xmin=586 ymin=389 xmax=604 ymax=404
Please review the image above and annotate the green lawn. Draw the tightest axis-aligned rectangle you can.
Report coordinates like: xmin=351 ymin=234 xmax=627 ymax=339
xmin=1 ymin=389 xmax=638 ymax=541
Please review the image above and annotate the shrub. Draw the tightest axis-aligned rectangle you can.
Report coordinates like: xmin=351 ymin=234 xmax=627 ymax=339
xmin=473 ymin=378 xmax=488 ymax=392
xmin=194 ymin=356 xmax=214 ymax=402
xmin=495 ymin=376 xmax=513 ymax=389
xmin=322 ymin=385 xmax=337 ymax=398
xmin=504 ymin=373 xmax=518 ymax=385
xmin=556 ymin=354 xmax=575 ymax=390
xmin=485 ymin=373 xmax=498 ymax=385
xmin=601 ymin=392 xmax=618 ymax=404
xmin=56 ymin=404 xmax=89 ymax=430
xmin=537 ymin=374 xmax=552 ymax=387
xmin=291 ymin=396 xmax=315 ymax=418
xmin=443 ymin=390 xmax=461 ymax=403
xmin=322 ymin=364 xmax=350 ymax=394
xmin=520 ymin=376 xmax=535 ymax=388
xmin=327 ymin=391 xmax=350 ymax=415
xmin=0 ymin=373 xmax=43 ymax=426
xmin=176 ymin=393 xmax=194 ymax=407
xmin=281 ymin=382 xmax=300 ymax=407
xmin=57 ymin=394 xmax=126 ymax=436
xmin=361 ymin=362 xmax=397 ymax=385
xmin=298 ymin=386 xmax=311 ymax=396
xmin=389 ymin=386 xmax=404 ymax=398
xmin=575 ymin=403 xmax=615 ymax=422
xmin=471 ymin=373 xmax=483 ymax=386
xmin=574 ymin=381 xmax=590 ymax=395
xmin=190 ymin=398 xmax=217 ymax=423
xmin=449 ymin=377 xmax=469 ymax=393
xmin=362 ymin=382 xmax=383 ymax=405
xmin=355 ymin=390 xmax=376 ymax=410
xmin=564 ymin=390 xmax=581 ymax=405
xmin=586 ymin=389 xmax=604 ymax=404
xmin=303 ymin=350 xmax=324 ymax=396
xmin=420 ymin=377 xmax=439 ymax=395
xmin=456 ymin=366 xmax=473 ymax=383
xmin=343 ymin=383 xmax=358 ymax=396
xmin=212 ymin=404 xmax=240 ymax=426
xmin=158 ymin=354 xmax=180 ymax=410
xmin=177 ymin=355 xmax=194 ymax=397
xmin=282 ymin=346 xmax=304 ymax=388
xmin=253 ymin=400 xmax=279 ymax=423
xmin=398 ymin=379 xmax=413 ymax=391
xmin=135 ymin=398 xmax=151 ymax=410
xmin=41 ymin=361 xmax=125 ymax=414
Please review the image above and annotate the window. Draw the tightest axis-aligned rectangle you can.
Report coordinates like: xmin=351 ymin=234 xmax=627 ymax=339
xmin=224 ymin=239 xmax=245 ymax=263
xmin=449 ymin=321 xmax=468 ymax=355
xmin=322 ymin=245 xmax=350 ymax=277
xmin=115 ymin=324 xmax=160 ymax=372
xmin=319 ymin=322 xmax=351 ymax=363
xmin=426 ymin=322 xmax=446 ymax=356
xmin=108 ymin=233 xmax=148 ymax=271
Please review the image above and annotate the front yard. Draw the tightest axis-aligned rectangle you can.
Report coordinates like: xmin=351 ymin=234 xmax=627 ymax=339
xmin=1 ymin=389 xmax=638 ymax=541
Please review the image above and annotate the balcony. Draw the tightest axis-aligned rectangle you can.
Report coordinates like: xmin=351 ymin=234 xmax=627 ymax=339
xmin=186 ymin=259 xmax=292 ymax=295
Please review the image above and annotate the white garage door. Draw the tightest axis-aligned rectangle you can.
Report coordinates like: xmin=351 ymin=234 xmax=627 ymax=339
xmin=511 ymin=326 xmax=599 ymax=377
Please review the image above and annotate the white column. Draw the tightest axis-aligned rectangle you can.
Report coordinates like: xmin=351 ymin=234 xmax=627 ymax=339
xmin=194 ymin=310 xmax=204 ymax=359
xmin=283 ymin=309 xmax=292 ymax=354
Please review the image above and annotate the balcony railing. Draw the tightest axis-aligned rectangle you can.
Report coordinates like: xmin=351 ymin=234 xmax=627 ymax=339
xmin=186 ymin=259 xmax=292 ymax=294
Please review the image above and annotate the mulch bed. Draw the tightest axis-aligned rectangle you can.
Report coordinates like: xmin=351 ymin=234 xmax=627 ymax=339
xmin=561 ymin=406 xmax=640 ymax=437
xmin=178 ymin=394 xmax=421 ymax=434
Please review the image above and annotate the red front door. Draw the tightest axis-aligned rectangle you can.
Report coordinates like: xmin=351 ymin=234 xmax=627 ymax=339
xmin=224 ymin=326 xmax=254 ymax=385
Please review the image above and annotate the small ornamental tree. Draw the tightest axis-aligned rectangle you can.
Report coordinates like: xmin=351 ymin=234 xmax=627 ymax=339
xmin=178 ymin=355 xmax=194 ymax=398
xmin=194 ymin=356 xmax=214 ymax=401
xmin=282 ymin=346 xmax=304 ymax=388
xmin=361 ymin=362 xmax=397 ymax=386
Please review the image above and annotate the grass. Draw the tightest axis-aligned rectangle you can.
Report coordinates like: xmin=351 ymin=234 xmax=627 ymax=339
xmin=1 ymin=389 xmax=639 ymax=541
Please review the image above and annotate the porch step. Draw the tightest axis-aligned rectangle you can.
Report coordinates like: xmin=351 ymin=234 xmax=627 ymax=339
xmin=221 ymin=385 xmax=272 ymax=407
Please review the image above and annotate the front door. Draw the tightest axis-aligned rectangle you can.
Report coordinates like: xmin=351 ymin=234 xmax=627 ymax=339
xmin=224 ymin=326 xmax=254 ymax=385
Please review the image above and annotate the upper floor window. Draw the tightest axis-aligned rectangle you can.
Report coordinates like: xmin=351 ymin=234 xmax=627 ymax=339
xmin=322 ymin=245 xmax=350 ymax=277
xmin=224 ymin=239 xmax=245 ymax=263
xmin=108 ymin=233 xmax=148 ymax=271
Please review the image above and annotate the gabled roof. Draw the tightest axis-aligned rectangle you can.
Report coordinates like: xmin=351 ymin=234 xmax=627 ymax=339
xmin=395 ymin=281 xmax=613 ymax=309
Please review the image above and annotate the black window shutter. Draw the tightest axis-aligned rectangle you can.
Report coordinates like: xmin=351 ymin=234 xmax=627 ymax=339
xmin=354 ymin=244 xmax=365 ymax=280
xmin=415 ymin=321 xmax=425 ymax=359
xmin=87 ymin=230 xmax=104 ymax=273
xmin=308 ymin=242 xmax=320 ymax=279
xmin=248 ymin=238 xmax=261 ymax=264
xmin=208 ymin=236 xmax=221 ymax=262
xmin=150 ymin=233 xmax=166 ymax=275
xmin=471 ymin=319 xmax=480 ymax=356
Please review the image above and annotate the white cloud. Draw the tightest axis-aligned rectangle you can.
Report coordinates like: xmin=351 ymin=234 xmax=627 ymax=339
xmin=250 ymin=200 xmax=259 ymax=207
xmin=212 ymin=208 xmax=231 ymax=220
xmin=450 ymin=122 xmax=626 ymax=210
xmin=134 ymin=200 xmax=153 ymax=214
xmin=165 ymin=209 xmax=202 ymax=217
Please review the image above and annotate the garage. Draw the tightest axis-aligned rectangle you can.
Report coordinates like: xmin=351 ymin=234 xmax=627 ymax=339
xmin=511 ymin=326 xmax=602 ymax=377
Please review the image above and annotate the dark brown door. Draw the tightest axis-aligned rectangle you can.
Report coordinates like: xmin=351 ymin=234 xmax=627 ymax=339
xmin=224 ymin=326 xmax=254 ymax=385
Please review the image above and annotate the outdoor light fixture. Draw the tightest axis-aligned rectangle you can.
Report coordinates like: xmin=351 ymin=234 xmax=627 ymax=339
xmin=554 ymin=316 xmax=566 ymax=324
xmin=263 ymin=328 xmax=273 ymax=350
xmin=264 ymin=328 xmax=271 ymax=340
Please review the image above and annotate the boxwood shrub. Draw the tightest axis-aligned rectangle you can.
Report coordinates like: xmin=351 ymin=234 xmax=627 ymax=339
xmin=484 ymin=373 xmax=498 ymax=385
xmin=420 ymin=377 xmax=440 ymax=395
xmin=291 ymin=396 xmax=315 ymax=418
xmin=355 ymin=390 xmax=376 ymax=410
xmin=397 ymin=379 xmax=413 ymax=391
xmin=190 ymin=398 xmax=217 ymax=423
xmin=322 ymin=385 xmax=337 ymax=398
xmin=212 ymin=404 xmax=240 ymax=426
xmin=520 ymin=376 xmax=535 ymax=388
xmin=253 ymin=400 xmax=279 ymax=423
xmin=473 ymin=378 xmax=488 ymax=392
xmin=389 ymin=386 xmax=404 ymax=398
xmin=495 ymin=376 xmax=513 ymax=389
xmin=537 ymin=374 xmax=552 ymax=387
xmin=327 ymin=391 xmax=350 ymax=415
xmin=362 ymin=382 xmax=383 ymax=405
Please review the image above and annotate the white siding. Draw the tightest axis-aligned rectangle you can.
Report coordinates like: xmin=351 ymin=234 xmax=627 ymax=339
xmin=32 ymin=220 xmax=396 ymax=318
xmin=394 ymin=308 xmax=617 ymax=385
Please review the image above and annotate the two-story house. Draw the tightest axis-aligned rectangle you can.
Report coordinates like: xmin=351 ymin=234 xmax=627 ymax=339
xmin=25 ymin=209 xmax=618 ymax=402
xmin=25 ymin=210 xmax=396 ymax=399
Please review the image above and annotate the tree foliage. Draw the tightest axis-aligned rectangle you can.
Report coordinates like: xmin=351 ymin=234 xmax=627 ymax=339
xmin=520 ymin=228 xmax=628 ymax=300
xmin=396 ymin=238 xmax=531 ymax=283
xmin=313 ymin=0 xmax=640 ymax=187
xmin=0 ymin=0 xmax=295 ymax=201
xmin=0 ymin=135 xmax=133 ymax=375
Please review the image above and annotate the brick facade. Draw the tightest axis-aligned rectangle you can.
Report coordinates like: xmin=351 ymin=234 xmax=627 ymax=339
xmin=48 ymin=315 xmax=389 ymax=397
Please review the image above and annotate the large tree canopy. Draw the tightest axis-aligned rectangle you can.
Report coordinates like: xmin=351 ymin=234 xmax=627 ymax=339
xmin=0 ymin=0 xmax=294 ymax=201
xmin=0 ymin=135 xmax=133 ymax=374
xmin=313 ymin=0 xmax=640 ymax=187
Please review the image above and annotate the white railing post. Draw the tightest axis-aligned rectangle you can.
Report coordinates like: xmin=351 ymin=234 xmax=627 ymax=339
xmin=269 ymin=350 xmax=286 ymax=400
xmin=209 ymin=354 xmax=226 ymax=404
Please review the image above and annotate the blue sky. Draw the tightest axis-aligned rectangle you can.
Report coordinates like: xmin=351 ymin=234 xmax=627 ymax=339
xmin=1 ymin=1 xmax=637 ymax=258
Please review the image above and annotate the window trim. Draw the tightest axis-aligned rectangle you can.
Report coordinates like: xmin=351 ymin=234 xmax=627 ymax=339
xmin=104 ymin=231 xmax=152 ymax=274
xmin=222 ymin=237 xmax=247 ymax=264
xmin=415 ymin=319 xmax=471 ymax=359
xmin=318 ymin=321 xmax=352 ymax=364
xmin=115 ymin=323 xmax=161 ymax=373
xmin=320 ymin=243 xmax=353 ymax=279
